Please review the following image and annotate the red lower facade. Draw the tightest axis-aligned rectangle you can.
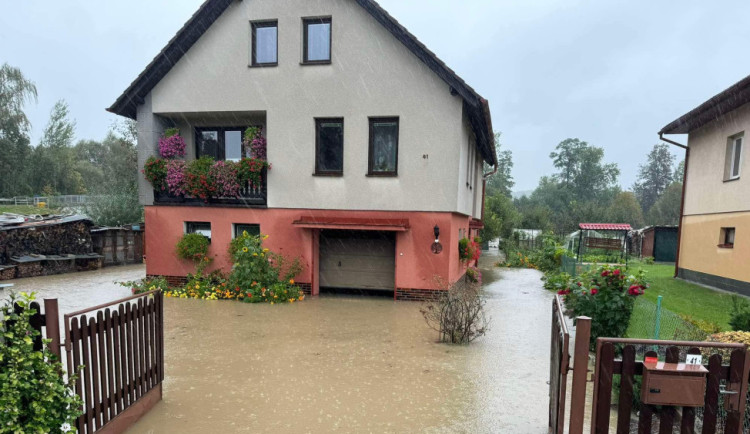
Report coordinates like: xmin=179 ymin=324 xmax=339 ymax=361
xmin=144 ymin=206 xmax=478 ymax=299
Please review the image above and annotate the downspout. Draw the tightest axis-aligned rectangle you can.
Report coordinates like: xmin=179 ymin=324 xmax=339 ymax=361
xmin=660 ymin=132 xmax=689 ymax=278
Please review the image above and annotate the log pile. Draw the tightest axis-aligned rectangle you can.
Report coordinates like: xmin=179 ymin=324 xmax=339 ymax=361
xmin=0 ymin=265 xmax=15 ymax=280
xmin=0 ymin=217 xmax=94 ymax=264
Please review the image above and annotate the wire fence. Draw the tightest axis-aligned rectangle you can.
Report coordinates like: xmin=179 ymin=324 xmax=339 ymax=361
xmin=625 ymin=295 xmax=708 ymax=342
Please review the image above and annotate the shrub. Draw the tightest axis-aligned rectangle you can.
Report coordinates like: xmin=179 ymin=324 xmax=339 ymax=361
xmin=228 ymin=231 xmax=304 ymax=304
xmin=176 ymin=233 xmax=212 ymax=275
xmin=165 ymin=160 xmax=187 ymax=196
xmin=184 ymin=156 xmax=217 ymax=200
xmin=543 ymin=271 xmax=572 ymax=292
xmin=243 ymin=127 xmax=267 ymax=160
xmin=142 ymin=156 xmax=167 ymax=191
xmin=704 ymin=331 xmax=750 ymax=360
xmin=458 ymin=237 xmax=480 ymax=262
xmin=158 ymin=129 xmax=186 ymax=158
xmin=121 ymin=276 xmax=171 ymax=295
xmin=82 ymin=187 xmax=143 ymax=226
xmin=466 ymin=266 xmax=482 ymax=283
xmin=420 ymin=278 xmax=489 ymax=344
xmin=0 ymin=292 xmax=83 ymax=432
xmin=499 ymin=251 xmax=538 ymax=269
xmin=729 ymin=295 xmax=750 ymax=332
xmin=643 ymin=256 xmax=655 ymax=265
xmin=560 ymin=265 xmax=649 ymax=348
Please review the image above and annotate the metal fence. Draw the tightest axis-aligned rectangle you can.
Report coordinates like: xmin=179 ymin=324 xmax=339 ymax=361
xmin=625 ymin=295 xmax=708 ymax=342
xmin=0 ymin=195 xmax=91 ymax=207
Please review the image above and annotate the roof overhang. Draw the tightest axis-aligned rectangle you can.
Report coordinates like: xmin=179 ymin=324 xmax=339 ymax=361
xmin=469 ymin=218 xmax=484 ymax=230
xmin=107 ymin=0 xmax=496 ymax=166
xmin=292 ymin=216 xmax=410 ymax=232
xmin=660 ymin=73 xmax=750 ymax=135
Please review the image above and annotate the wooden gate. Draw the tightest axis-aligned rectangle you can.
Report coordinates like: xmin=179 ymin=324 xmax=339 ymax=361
xmin=591 ymin=338 xmax=750 ymax=434
xmin=64 ymin=290 xmax=164 ymax=433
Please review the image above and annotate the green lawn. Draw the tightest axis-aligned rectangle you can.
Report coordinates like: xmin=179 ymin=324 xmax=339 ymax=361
xmin=0 ymin=205 xmax=59 ymax=215
xmin=627 ymin=262 xmax=735 ymax=331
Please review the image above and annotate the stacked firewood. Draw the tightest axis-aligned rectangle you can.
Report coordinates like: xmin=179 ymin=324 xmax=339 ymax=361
xmin=0 ymin=220 xmax=94 ymax=264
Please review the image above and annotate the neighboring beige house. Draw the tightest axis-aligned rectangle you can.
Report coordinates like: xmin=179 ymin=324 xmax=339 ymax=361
xmin=108 ymin=0 xmax=495 ymax=298
xmin=660 ymin=74 xmax=750 ymax=294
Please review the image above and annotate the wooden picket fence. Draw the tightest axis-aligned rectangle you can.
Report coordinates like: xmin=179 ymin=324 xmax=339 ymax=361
xmin=64 ymin=291 xmax=164 ymax=433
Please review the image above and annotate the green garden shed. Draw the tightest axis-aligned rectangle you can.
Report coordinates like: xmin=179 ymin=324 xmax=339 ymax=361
xmin=640 ymin=226 xmax=678 ymax=263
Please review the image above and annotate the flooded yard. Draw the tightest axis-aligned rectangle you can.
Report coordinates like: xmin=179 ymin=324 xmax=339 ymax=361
xmin=131 ymin=251 xmax=553 ymax=433
xmin=0 ymin=255 xmax=554 ymax=433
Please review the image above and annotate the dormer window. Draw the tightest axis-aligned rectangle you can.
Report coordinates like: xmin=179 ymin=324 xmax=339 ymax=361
xmin=303 ymin=17 xmax=332 ymax=64
xmin=251 ymin=21 xmax=278 ymax=66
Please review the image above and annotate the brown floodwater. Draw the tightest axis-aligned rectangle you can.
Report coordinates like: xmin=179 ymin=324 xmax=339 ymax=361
xmin=127 ymin=251 xmax=553 ymax=433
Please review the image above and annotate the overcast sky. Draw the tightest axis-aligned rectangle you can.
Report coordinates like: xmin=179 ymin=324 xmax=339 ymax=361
xmin=3 ymin=0 xmax=750 ymax=191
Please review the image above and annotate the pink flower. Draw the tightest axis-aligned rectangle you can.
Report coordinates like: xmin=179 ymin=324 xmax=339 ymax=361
xmin=613 ymin=269 xmax=621 ymax=276
xmin=601 ymin=270 xmax=609 ymax=277
xmin=158 ymin=134 xmax=186 ymax=158
xmin=591 ymin=288 xmax=598 ymax=295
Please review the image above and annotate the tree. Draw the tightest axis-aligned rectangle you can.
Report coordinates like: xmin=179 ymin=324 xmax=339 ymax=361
xmin=633 ymin=143 xmax=676 ymax=213
xmin=31 ymin=100 xmax=84 ymax=194
xmin=674 ymin=159 xmax=685 ymax=183
xmin=605 ymin=191 xmax=644 ymax=228
xmin=550 ymin=138 xmax=620 ymax=201
xmin=0 ymin=63 xmax=37 ymax=196
xmin=484 ymin=132 xmax=514 ymax=198
xmin=647 ymin=182 xmax=682 ymax=225
xmin=482 ymin=194 xmax=522 ymax=242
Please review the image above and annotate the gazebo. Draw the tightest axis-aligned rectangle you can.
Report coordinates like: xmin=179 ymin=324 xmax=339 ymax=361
xmin=576 ymin=223 xmax=632 ymax=264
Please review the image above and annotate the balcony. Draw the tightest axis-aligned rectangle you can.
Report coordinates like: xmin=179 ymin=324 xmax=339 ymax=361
xmin=153 ymin=167 xmax=267 ymax=207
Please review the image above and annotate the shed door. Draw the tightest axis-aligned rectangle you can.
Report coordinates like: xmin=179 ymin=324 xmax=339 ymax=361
xmin=654 ymin=229 xmax=678 ymax=262
xmin=319 ymin=230 xmax=395 ymax=291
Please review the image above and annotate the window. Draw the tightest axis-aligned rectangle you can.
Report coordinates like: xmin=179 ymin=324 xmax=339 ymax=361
xmin=368 ymin=117 xmax=399 ymax=176
xmin=303 ymin=17 xmax=331 ymax=64
xmin=727 ymin=135 xmax=743 ymax=180
xmin=234 ymin=223 xmax=260 ymax=239
xmin=186 ymin=222 xmax=212 ymax=241
xmin=195 ymin=127 xmax=249 ymax=161
xmin=315 ymin=118 xmax=344 ymax=175
xmin=251 ymin=21 xmax=278 ymax=66
xmin=720 ymin=227 xmax=736 ymax=248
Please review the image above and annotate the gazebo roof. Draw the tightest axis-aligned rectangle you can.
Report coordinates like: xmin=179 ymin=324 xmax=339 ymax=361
xmin=579 ymin=223 xmax=632 ymax=231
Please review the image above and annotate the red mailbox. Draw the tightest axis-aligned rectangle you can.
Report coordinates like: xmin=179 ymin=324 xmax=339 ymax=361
xmin=641 ymin=361 xmax=708 ymax=407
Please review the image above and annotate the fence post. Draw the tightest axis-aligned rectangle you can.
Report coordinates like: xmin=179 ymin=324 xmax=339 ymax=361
xmin=653 ymin=295 xmax=662 ymax=341
xmin=568 ymin=316 xmax=591 ymax=434
xmin=43 ymin=299 xmax=62 ymax=362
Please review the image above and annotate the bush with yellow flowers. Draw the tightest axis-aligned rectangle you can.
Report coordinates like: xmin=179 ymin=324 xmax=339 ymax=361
xmin=227 ymin=231 xmax=305 ymax=304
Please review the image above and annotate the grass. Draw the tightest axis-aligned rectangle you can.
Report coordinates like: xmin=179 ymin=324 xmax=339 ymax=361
xmin=0 ymin=205 xmax=59 ymax=216
xmin=627 ymin=261 xmax=735 ymax=331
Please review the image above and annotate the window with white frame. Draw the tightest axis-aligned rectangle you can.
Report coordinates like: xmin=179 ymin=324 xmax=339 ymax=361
xmin=726 ymin=134 xmax=743 ymax=180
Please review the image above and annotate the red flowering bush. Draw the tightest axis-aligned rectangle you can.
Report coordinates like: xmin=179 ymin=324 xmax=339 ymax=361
xmin=237 ymin=157 xmax=270 ymax=188
xmin=458 ymin=237 xmax=481 ymax=262
xmin=560 ymin=265 xmax=649 ymax=348
xmin=158 ymin=128 xmax=186 ymax=158
xmin=184 ymin=156 xmax=217 ymax=200
xmin=143 ymin=156 xmax=167 ymax=191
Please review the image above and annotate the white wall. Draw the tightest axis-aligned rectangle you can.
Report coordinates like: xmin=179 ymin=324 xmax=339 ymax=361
xmin=684 ymin=102 xmax=750 ymax=216
xmin=139 ymin=0 xmax=482 ymax=214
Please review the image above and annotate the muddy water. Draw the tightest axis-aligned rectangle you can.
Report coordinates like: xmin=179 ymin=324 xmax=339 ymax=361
xmin=128 ymin=252 xmax=552 ymax=433
xmin=2 ymin=265 xmax=143 ymax=315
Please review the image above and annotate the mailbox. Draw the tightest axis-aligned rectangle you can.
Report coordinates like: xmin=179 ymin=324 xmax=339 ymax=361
xmin=641 ymin=361 xmax=708 ymax=407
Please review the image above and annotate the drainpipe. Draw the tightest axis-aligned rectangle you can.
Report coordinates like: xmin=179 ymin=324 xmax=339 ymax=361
xmin=660 ymin=133 xmax=689 ymax=278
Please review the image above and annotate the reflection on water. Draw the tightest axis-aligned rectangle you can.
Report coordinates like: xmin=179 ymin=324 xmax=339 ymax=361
xmin=131 ymin=251 xmax=552 ymax=433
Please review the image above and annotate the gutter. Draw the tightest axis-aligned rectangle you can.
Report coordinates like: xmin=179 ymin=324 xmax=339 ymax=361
xmin=659 ymin=133 xmax=689 ymax=278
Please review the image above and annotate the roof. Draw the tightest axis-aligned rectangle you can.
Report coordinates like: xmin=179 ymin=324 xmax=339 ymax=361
xmin=106 ymin=0 xmax=496 ymax=166
xmin=0 ymin=214 xmax=92 ymax=231
xmin=660 ymin=73 xmax=750 ymax=135
xmin=579 ymin=223 xmax=632 ymax=231
xmin=292 ymin=216 xmax=410 ymax=231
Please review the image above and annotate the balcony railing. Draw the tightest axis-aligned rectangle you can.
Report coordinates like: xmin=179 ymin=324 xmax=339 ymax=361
xmin=153 ymin=167 xmax=267 ymax=207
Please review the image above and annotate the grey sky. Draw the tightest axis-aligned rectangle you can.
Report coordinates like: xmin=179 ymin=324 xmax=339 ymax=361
xmin=2 ymin=0 xmax=750 ymax=191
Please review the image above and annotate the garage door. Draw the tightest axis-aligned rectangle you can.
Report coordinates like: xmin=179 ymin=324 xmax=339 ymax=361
xmin=319 ymin=230 xmax=395 ymax=291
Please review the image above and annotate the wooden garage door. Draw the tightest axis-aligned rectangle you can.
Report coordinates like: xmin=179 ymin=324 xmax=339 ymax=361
xmin=319 ymin=230 xmax=395 ymax=291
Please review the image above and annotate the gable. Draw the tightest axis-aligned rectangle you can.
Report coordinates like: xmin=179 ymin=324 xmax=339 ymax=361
xmin=107 ymin=0 xmax=495 ymax=165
